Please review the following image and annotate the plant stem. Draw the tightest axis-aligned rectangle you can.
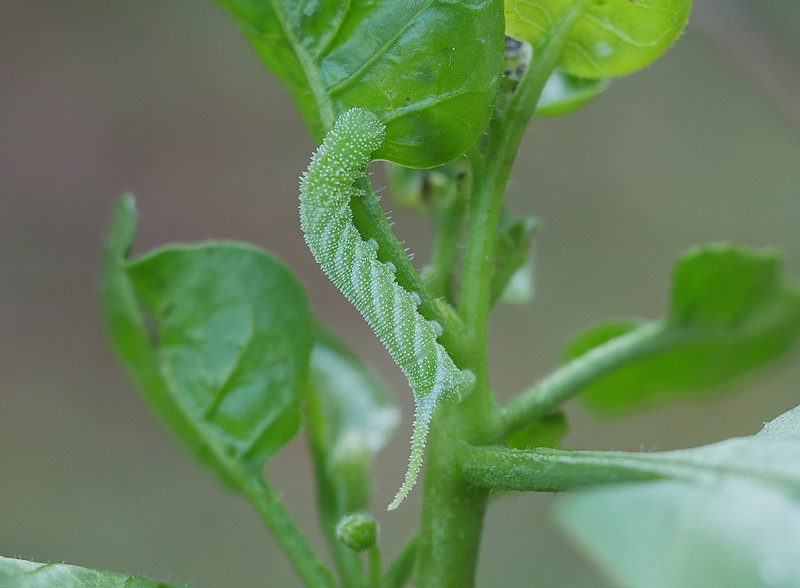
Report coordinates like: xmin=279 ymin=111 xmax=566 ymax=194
xmin=498 ymin=323 xmax=664 ymax=438
xmin=458 ymin=4 xmax=584 ymax=347
xmin=306 ymin=387 xmax=366 ymax=588
xmin=458 ymin=445 xmax=677 ymax=492
xmin=415 ymin=6 xmax=588 ymax=586
xmin=368 ymin=546 xmax=382 ymax=587
xmin=381 ymin=535 xmax=418 ymax=588
xmin=461 ymin=443 xmax=800 ymax=493
xmin=240 ymin=475 xmax=338 ymax=588
xmin=414 ymin=418 xmax=491 ymax=588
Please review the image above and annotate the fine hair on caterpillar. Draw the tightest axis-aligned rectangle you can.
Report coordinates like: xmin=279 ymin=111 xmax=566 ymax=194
xmin=299 ymin=108 xmax=475 ymax=510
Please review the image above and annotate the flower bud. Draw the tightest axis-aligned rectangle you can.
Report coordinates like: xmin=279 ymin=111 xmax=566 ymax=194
xmin=336 ymin=512 xmax=378 ymax=552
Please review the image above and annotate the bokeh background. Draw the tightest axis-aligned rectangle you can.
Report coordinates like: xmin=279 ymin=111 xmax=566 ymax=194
xmin=1 ymin=1 xmax=799 ymax=586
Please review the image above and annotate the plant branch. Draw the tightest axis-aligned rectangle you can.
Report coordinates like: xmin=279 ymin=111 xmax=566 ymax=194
xmin=497 ymin=323 xmax=664 ymax=438
xmin=415 ymin=7 xmax=587 ymax=588
xmin=240 ymin=475 xmax=338 ymax=588
xmin=381 ymin=534 xmax=418 ymax=588
xmin=415 ymin=9 xmax=579 ymax=588
xmin=458 ymin=2 xmax=585 ymax=358
xmin=458 ymin=445 xmax=687 ymax=492
xmin=368 ymin=546 xmax=382 ymax=587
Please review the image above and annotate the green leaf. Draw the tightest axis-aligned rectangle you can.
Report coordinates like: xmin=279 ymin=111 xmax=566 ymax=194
xmin=506 ymin=0 xmax=692 ymax=79
xmin=491 ymin=214 xmax=539 ymax=306
xmin=218 ymin=0 xmax=504 ymax=167
xmin=306 ymin=327 xmax=398 ymax=585
xmin=307 ymin=326 xmax=400 ymax=512
xmin=0 ymin=556 xmax=180 ymax=588
xmin=385 ymin=159 xmax=470 ymax=212
xmin=102 ymin=195 xmax=312 ymax=489
xmin=506 ymin=410 xmax=567 ymax=450
xmin=556 ymin=405 xmax=800 ymax=588
xmin=566 ymin=244 xmax=800 ymax=414
xmin=536 ymin=69 xmax=609 ymax=116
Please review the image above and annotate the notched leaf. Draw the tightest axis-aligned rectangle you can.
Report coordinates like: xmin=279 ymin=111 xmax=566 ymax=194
xmin=102 ymin=195 xmax=312 ymax=489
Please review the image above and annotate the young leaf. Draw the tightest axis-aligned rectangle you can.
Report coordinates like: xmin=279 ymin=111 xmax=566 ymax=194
xmin=308 ymin=326 xmax=400 ymax=511
xmin=505 ymin=410 xmax=567 ymax=450
xmin=102 ymin=195 xmax=312 ymax=489
xmin=0 ymin=556 xmax=180 ymax=588
xmin=556 ymin=405 xmax=800 ymax=588
xmin=307 ymin=327 xmax=399 ymax=583
xmin=491 ymin=214 xmax=539 ymax=306
xmin=566 ymin=244 xmax=800 ymax=414
xmin=506 ymin=0 xmax=692 ymax=79
xmin=536 ymin=69 xmax=610 ymax=116
xmin=385 ymin=159 xmax=469 ymax=212
xmin=217 ymin=0 xmax=504 ymax=167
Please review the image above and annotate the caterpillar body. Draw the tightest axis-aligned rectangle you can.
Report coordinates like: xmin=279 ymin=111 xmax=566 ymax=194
xmin=299 ymin=109 xmax=474 ymax=510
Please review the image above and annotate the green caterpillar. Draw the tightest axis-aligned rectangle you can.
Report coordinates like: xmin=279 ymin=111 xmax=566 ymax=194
xmin=299 ymin=109 xmax=474 ymax=510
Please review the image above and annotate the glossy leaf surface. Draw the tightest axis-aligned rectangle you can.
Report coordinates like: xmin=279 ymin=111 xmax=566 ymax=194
xmin=566 ymin=244 xmax=800 ymax=414
xmin=506 ymin=0 xmax=691 ymax=79
xmin=0 ymin=556 xmax=179 ymax=588
xmin=557 ymin=405 xmax=800 ymax=588
xmin=218 ymin=0 xmax=504 ymax=167
xmin=102 ymin=196 xmax=312 ymax=488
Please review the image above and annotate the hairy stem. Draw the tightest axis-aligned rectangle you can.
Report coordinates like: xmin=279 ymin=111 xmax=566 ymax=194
xmin=414 ymin=7 xmax=586 ymax=587
xmin=368 ymin=546 xmax=382 ymax=587
xmin=240 ymin=475 xmax=337 ymax=588
xmin=498 ymin=323 xmax=664 ymax=438
xmin=458 ymin=445 xmax=677 ymax=492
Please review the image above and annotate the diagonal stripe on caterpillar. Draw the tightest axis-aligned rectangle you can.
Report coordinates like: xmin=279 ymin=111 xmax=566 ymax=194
xmin=299 ymin=108 xmax=474 ymax=510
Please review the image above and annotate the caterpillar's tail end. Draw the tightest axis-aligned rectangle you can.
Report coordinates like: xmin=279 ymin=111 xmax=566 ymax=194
xmin=387 ymin=395 xmax=436 ymax=511
xmin=387 ymin=465 xmax=419 ymax=511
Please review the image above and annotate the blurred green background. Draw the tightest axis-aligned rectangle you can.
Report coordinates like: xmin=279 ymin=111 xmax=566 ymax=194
xmin=1 ymin=1 xmax=799 ymax=586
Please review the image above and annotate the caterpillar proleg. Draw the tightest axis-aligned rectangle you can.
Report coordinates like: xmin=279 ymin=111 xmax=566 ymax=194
xmin=299 ymin=108 xmax=474 ymax=510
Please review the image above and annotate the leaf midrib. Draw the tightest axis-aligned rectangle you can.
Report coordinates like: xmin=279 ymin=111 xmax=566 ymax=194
xmin=268 ymin=0 xmax=335 ymax=129
xmin=326 ymin=0 xmax=435 ymax=97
